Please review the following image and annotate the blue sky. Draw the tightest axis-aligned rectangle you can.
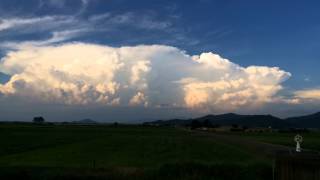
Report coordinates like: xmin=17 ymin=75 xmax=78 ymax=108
xmin=0 ymin=0 xmax=320 ymax=121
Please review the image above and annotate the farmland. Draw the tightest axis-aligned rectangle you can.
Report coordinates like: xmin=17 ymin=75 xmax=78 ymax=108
xmin=0 ymin=123 xmax=318 ymax=179
xmin=233 ymin=131 xmax=320 ymax=151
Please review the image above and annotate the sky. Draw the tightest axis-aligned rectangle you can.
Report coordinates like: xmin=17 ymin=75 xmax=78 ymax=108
xmin=0 ymin=0 xmax=320 ymax=122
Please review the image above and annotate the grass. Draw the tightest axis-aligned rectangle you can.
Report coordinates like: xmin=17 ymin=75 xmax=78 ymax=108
xmin=0 ymin=163 xmax=272 ymax=180
xmin=230 ymin=131 xmax=320 ymax=151
xmin=0 ymin=124 xmax=258 ymax=167
xmin=0 ymin=124 xmax=288 ymax=179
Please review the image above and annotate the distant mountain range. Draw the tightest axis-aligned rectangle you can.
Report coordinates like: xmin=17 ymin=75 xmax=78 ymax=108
xmin=144 ymin=112 xmax=320 ymax=128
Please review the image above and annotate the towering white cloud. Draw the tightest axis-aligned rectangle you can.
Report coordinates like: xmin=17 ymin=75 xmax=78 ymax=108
xmin=0 ymin=43 xmax=291 ymax=112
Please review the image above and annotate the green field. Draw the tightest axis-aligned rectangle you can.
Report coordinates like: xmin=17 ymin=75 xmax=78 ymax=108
xmin=1 ymin=124 xmax=318 ymax=179
xmin=231 ymin=131 xmax=320 ymax=151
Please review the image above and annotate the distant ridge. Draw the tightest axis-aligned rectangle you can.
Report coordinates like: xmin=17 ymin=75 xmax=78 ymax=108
xmin=286 ymin=112 xmax=320 ymax=128
xmin=195 ymin=113 xmax=290 ymax=128
xmin=144 ymin=112 xmax=320 ymax=128
xmin=143 ymin=119 xmax=190 ymax=126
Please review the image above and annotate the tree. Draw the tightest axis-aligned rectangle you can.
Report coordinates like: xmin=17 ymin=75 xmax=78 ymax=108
xmin=33 ymin=116 xmax=45 ymax=123
xmin=232 ymin=124 xmax=239 ymax=128
xmin=213 ymin=124 xmax=221 ymax=128
xmin=203 ymin=119 xmax=212 ymax=128
xmin=190 ymin=120 xmax=201 ymax=130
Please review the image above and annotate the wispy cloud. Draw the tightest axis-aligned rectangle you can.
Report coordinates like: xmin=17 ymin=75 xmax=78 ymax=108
xmin=1 ymin=29 xmax=89 ymax=49
xmin=88 ymin=13 xmax=111 ymax=22
xmin=0 ymin=15 xmax=86 ymax=48
xmin=0 ymin=16 xmax=56 ymax=31
xmin=0 ymin=11 xmax=176 ymax=49
xmin=88 ymin=12 xmax=173 ymax=31
xmin=39 ymin=0 xmax=91 ymax=10
xmin=0 ymin=15 xmax=78 ymax=34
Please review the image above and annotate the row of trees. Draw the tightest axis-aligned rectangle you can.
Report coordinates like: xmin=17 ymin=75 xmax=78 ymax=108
xmin=190 ymin=119 xmax=242 ymax=130
xmin=190 ymin=120 xmax=219 ymax=129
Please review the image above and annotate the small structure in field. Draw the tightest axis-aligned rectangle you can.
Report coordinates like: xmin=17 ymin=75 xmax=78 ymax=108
xmin=294 ymin=134 xmax=303 ymax=152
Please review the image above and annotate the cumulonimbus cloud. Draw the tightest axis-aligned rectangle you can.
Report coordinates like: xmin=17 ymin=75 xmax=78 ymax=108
xmin=0 ymin=43 xmax=291 ymax=112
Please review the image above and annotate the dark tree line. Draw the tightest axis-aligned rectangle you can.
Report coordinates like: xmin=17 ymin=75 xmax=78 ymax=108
xmin=190 ymin=119 xmax=221 ymax=130
xmin=33 ymin=116 xmax=45 ymax=123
